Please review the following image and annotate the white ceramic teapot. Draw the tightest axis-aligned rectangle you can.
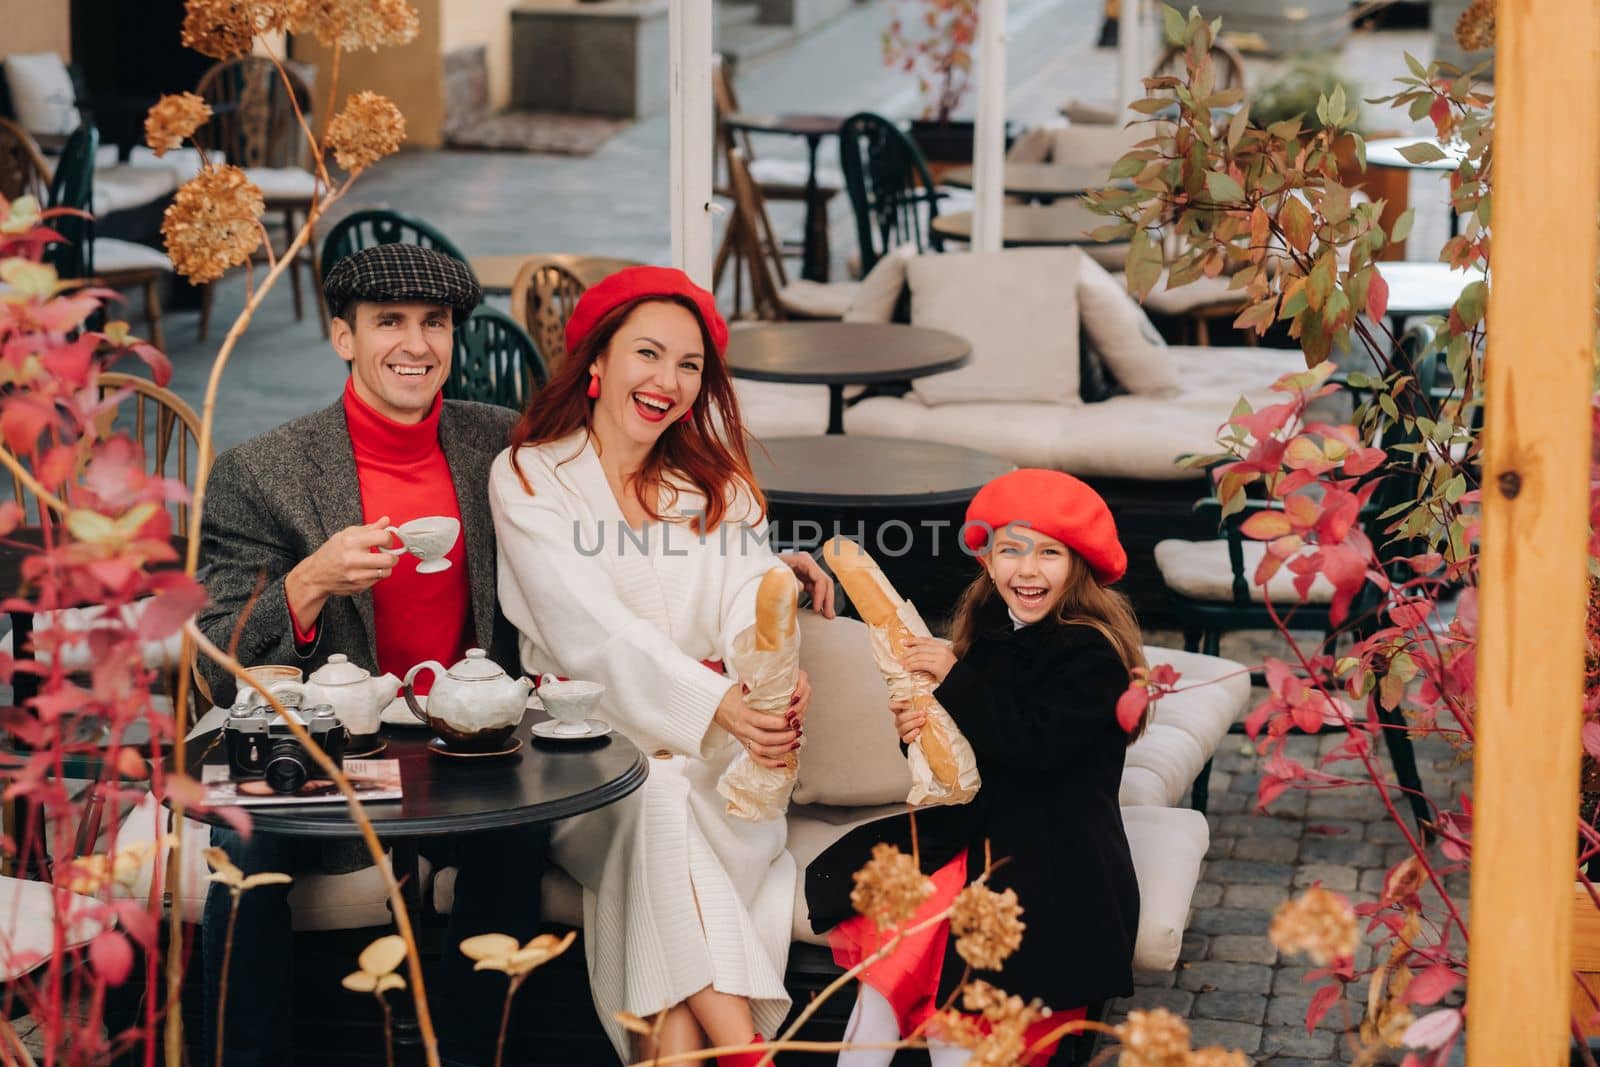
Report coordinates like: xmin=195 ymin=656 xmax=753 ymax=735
xmin=301 ymin=654 xmax=399 ymax=739
xmin=403 ymin=648 xmax=531 ymax=751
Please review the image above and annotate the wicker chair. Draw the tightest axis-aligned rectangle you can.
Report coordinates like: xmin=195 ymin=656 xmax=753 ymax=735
xmin=509 ymin=257 xmax=587 ymax=373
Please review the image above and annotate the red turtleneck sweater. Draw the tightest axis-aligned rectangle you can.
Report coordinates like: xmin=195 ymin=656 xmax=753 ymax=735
xmin=290 ymin=382 xmax=472 ymax=694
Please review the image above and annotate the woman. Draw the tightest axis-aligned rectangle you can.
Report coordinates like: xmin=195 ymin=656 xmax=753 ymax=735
xmin=489 ymin=266 xmax=831 ymax=1064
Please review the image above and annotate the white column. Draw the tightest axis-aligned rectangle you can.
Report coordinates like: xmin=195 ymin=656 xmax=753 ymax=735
xmin=970 ymin=0 xmax=1008 ymax=253
xmin=1117 ymin=0 xmax=1146 ymax=116
xmin=669 ymin=0 xmax=715 ymax=285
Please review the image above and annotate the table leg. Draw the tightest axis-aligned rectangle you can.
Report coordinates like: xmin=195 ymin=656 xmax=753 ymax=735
xmin=826 ymin=385 xmax=847 ymax=435
xmin=7 ymin=610 xmax=50 ymax=882
xmin=801 ymin=135 xmax=829 ymax=283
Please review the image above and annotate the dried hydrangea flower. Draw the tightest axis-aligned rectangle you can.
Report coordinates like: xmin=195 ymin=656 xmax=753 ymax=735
xmin=1115 ymin=1007 xmax=1191 ymax=1067
xmin=180 ymin=0 xmax=282 ymax=60
xmin=850 ymin=842 xmax=932 ymax=930
xmin=1455 ymin=0 xmax=1494 ymax=52
xmin=959 ymin=982 xmax=1045 ymax=1067
xmin=161 ymin=165 xmax=265 ymax=284
xmin=950 ymin=883 xmax=1025 ymax=971
xmin=1185 ymin=1048 xmax=1251 ymax=1067
xmin=1269 ymin=886 xmax=1359 ymax=966
xmin=145 ymin=93 xmax=213 ymax=157
xmin=325 ymin=91 xmax=406 ymax=174
xmin=284 ymin=0 xmax=420 ymax=51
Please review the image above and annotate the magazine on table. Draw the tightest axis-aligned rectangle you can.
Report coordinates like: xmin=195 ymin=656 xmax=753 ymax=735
xmin=201 ymin=760 xmax=403 ymax=807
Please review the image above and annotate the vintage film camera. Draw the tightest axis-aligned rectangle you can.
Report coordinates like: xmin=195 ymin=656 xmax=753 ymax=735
xmin=223 ymin=684 xmax=348 ymax=795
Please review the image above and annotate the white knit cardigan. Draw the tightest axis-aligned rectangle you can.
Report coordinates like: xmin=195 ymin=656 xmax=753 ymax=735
xmin=488 ymin=431 xmax=795 ymax=1058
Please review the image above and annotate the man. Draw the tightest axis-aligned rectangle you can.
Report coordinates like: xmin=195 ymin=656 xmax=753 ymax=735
xmin=195 ymin=243 xmax=540 ymax=1067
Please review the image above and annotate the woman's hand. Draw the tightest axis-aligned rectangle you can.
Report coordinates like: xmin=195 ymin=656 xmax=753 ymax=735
xmin=898 ymin=636 xmax=957 ymax=684
xmin=714 ymin=684 xmax=799 ymax=769
xmin=780 ymin=552 xmax=836 ymax=618
xmin=890 ymin=696 xmax=926 ymax=745
xmin=788 ymin=669 xmax=812 ymax=731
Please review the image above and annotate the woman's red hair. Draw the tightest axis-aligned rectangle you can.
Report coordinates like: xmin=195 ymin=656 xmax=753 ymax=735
xmin=507 ymin=294 xmax=765 ymax=532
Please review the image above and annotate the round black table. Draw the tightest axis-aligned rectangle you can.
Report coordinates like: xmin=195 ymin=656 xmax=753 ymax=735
xmin=931 ymin=201 xmax=1103 ymax=247
xmin=942 ymin=162 xmax=1125 ymax=203
xmin=182 ymin=715 xmax=647 ymax=839
xmin=726 ymin=322 xmax=971 ymax=435
xmin=1366 ymin=136 xmax=1470 ymax=238
xmin=751 ymin=435 xmax=1015 ymax=622
xmin=722 ymin=112 xmax=845 ymax=283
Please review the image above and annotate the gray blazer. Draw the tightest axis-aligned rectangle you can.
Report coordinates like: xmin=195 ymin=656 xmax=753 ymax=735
xmin=196 ymin=398 xmax=519 ymax=705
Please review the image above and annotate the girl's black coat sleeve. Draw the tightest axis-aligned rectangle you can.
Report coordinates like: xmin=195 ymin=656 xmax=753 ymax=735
xmin=933 ymin=624 xmax=1129 ymax=773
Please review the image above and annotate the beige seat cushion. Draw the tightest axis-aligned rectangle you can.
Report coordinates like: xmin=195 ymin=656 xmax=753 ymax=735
xmin=843 ymin=246 xmax=915 ymax=323
xmin=1049 ymin=123 xmax=1148 ymax=171
xmin=92 ymin=165 xmax=180 ymax=217
xmin=779 ymin=279 xmax=861 ymax=320
xmin=1076 ymin=253 xmax=1178 ymax=396
xmin=0 ymin=876 xmax=107 ymax=981
xmin=243 ymin=166 xmax=319 ymax=201
xmin=906 ymin=249 xmax=1082 ymax=407
xmin=734 ymin=379 xmax=831 ymax=439
xmin=1 ymin=602 xmax=184 ymax=672
xmin=790 ymin=614 xmax=910 ymax=807
xmin=1133 ymin=271 xmax=1249 ymax=317
xmin=1122 ymin=646 xmax=1250 ymax=807
xmin=749 ymin=156 xmax=844 ymax=192
xmin=95 ymin=237 xmax=172 ymax=274
xmin=1154 ymin=538 xmax=1337 ymax=604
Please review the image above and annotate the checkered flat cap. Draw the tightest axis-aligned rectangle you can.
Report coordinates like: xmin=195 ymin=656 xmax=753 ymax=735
xmin=323 ymin=243 xmax=482 ymax=323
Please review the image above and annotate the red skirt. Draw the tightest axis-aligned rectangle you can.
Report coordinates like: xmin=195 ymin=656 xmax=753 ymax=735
xmin=827 ymin=852 xmax=1085 ymax=1066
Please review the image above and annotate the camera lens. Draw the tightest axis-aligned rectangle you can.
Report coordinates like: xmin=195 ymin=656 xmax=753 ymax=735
xmin=265 ymin=743 xmax=311 ymax=794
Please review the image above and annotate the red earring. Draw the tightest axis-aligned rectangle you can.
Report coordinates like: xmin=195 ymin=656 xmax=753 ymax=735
xmin=586 ymin=375 xmax=600 ymax=399
xmin=680 ymin=408 xmax=693 ymax=422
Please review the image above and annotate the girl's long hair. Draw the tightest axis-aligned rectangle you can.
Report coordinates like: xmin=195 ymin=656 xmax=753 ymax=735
xmin=947 ymin=550 xmax=1151 ymax=741
xmin=506 ymin=294 xmax=764 ymax=533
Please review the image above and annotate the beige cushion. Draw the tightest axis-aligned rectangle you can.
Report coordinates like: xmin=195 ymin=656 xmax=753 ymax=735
xmin=749 ymin=156 xmax=843 ymax=192
xmin=779 ymin=279 xmax=861 ymax=320
xmin=1122 ymin=646 xmax=1250 ymax=807
xmin=243 ymin=166 xmax=318 ymax=201
xmin=92 ymin=165 xmax=180 ymax=217
xmin=1059 ymin=99 xmax=1120 ymax=126
xmin=906 ymin=249 xmax=1082 ymax=407
xmin=734 ymin=379 xmax=831 ymax=439
xmin=1076 ymin=252 xmax=1177 ymax=396
xmin=1135 ymin=271 xmax=1249 ymax=316
xmin=1085 ymin=242 xmax=1131 ymax=272
xmin=779 ymin=804 xmax=1207 ymax=972
xmin=95 ymin=237 xmax=172 ymax=274
xmin=791 ymin=614 xmax=909 ymax=807
xmin=4 ymin=53 xmax=81 ymax=137
xmin=1122 ymin=805 xmax=1209 ymax=970
xmin=843 ymin=247 xmax=914 ymax=323
xmin=1154 ymin=538 xmax=1337 ymax=604
xmin=1004 ymin=126 xmax=1055 ymax=164
xmin=116 ymin=794 xmax=410 ymax=931
xmin=0 ymin=876 xmax=107 ymax=981
xmin=128 ymin=146 xmax=210 ymax=182
xmin=2 ymin=602 xmax=183 ymax=672
xmin=1049 ymin=123 xmax=1149 ymax=171
xmin=844 ymin=344 xmax=1290 ymax=479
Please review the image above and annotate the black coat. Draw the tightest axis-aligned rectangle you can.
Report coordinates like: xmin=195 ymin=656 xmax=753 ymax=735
xmin=805 ymin=594 xmax=1141 ymax=1010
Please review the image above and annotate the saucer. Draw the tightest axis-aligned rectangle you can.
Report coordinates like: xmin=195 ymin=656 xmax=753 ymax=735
xmin=416 ymin=558 xmax=452 ymax=574
xmin=427 ymin=737 xmax=523 ymax=759
xmin=345 ymin=738 xmax=388 ymax=759
xmin=530 ymin=718 xmax=612 ymax=742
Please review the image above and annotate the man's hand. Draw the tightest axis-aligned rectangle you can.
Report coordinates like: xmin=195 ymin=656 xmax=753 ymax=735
xmin=284 ymin=516 xmax=398 ymax=628
xmin=779 ymin=552 xmax=836 ymax=618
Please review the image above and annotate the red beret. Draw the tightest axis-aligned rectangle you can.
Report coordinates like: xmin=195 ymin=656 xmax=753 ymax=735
xmin=963 ymin=469 xmax=1127 ymax=584
xmin=564 ymin=266 xmax=729 ymax=359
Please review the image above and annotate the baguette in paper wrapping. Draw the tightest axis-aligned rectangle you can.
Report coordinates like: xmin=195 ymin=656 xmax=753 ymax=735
xmin=716 ymin=567 xmax=802 ymax=821
xmin=822 ymin=538 xmax=980 ymax=806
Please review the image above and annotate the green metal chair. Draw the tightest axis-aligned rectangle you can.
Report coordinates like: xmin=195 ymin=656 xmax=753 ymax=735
xmin=836 ymin=112 xmax=944 ymax=276
xmin=317 ymin=208 xmax=470 ymax=287
xmin=43 ymin=124 xmax=98 ymax=280
xmin=447 ymin=306 xmax=548 ymax=411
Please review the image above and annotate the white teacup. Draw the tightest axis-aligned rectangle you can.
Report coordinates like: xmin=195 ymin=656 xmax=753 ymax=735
xmin=385 ymin=516 xmax=461 ymax=574
xmin=537 ymin=674 xmax=605 ymax=736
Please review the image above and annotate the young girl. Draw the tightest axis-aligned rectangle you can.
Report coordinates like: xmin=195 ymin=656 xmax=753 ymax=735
xmin=805 ymin=468 xmax=1147 ymax=1067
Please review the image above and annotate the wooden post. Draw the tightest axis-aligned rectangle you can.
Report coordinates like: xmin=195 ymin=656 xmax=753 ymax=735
xmin=1467 ymin=1 xmax=1600 ymax=1063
